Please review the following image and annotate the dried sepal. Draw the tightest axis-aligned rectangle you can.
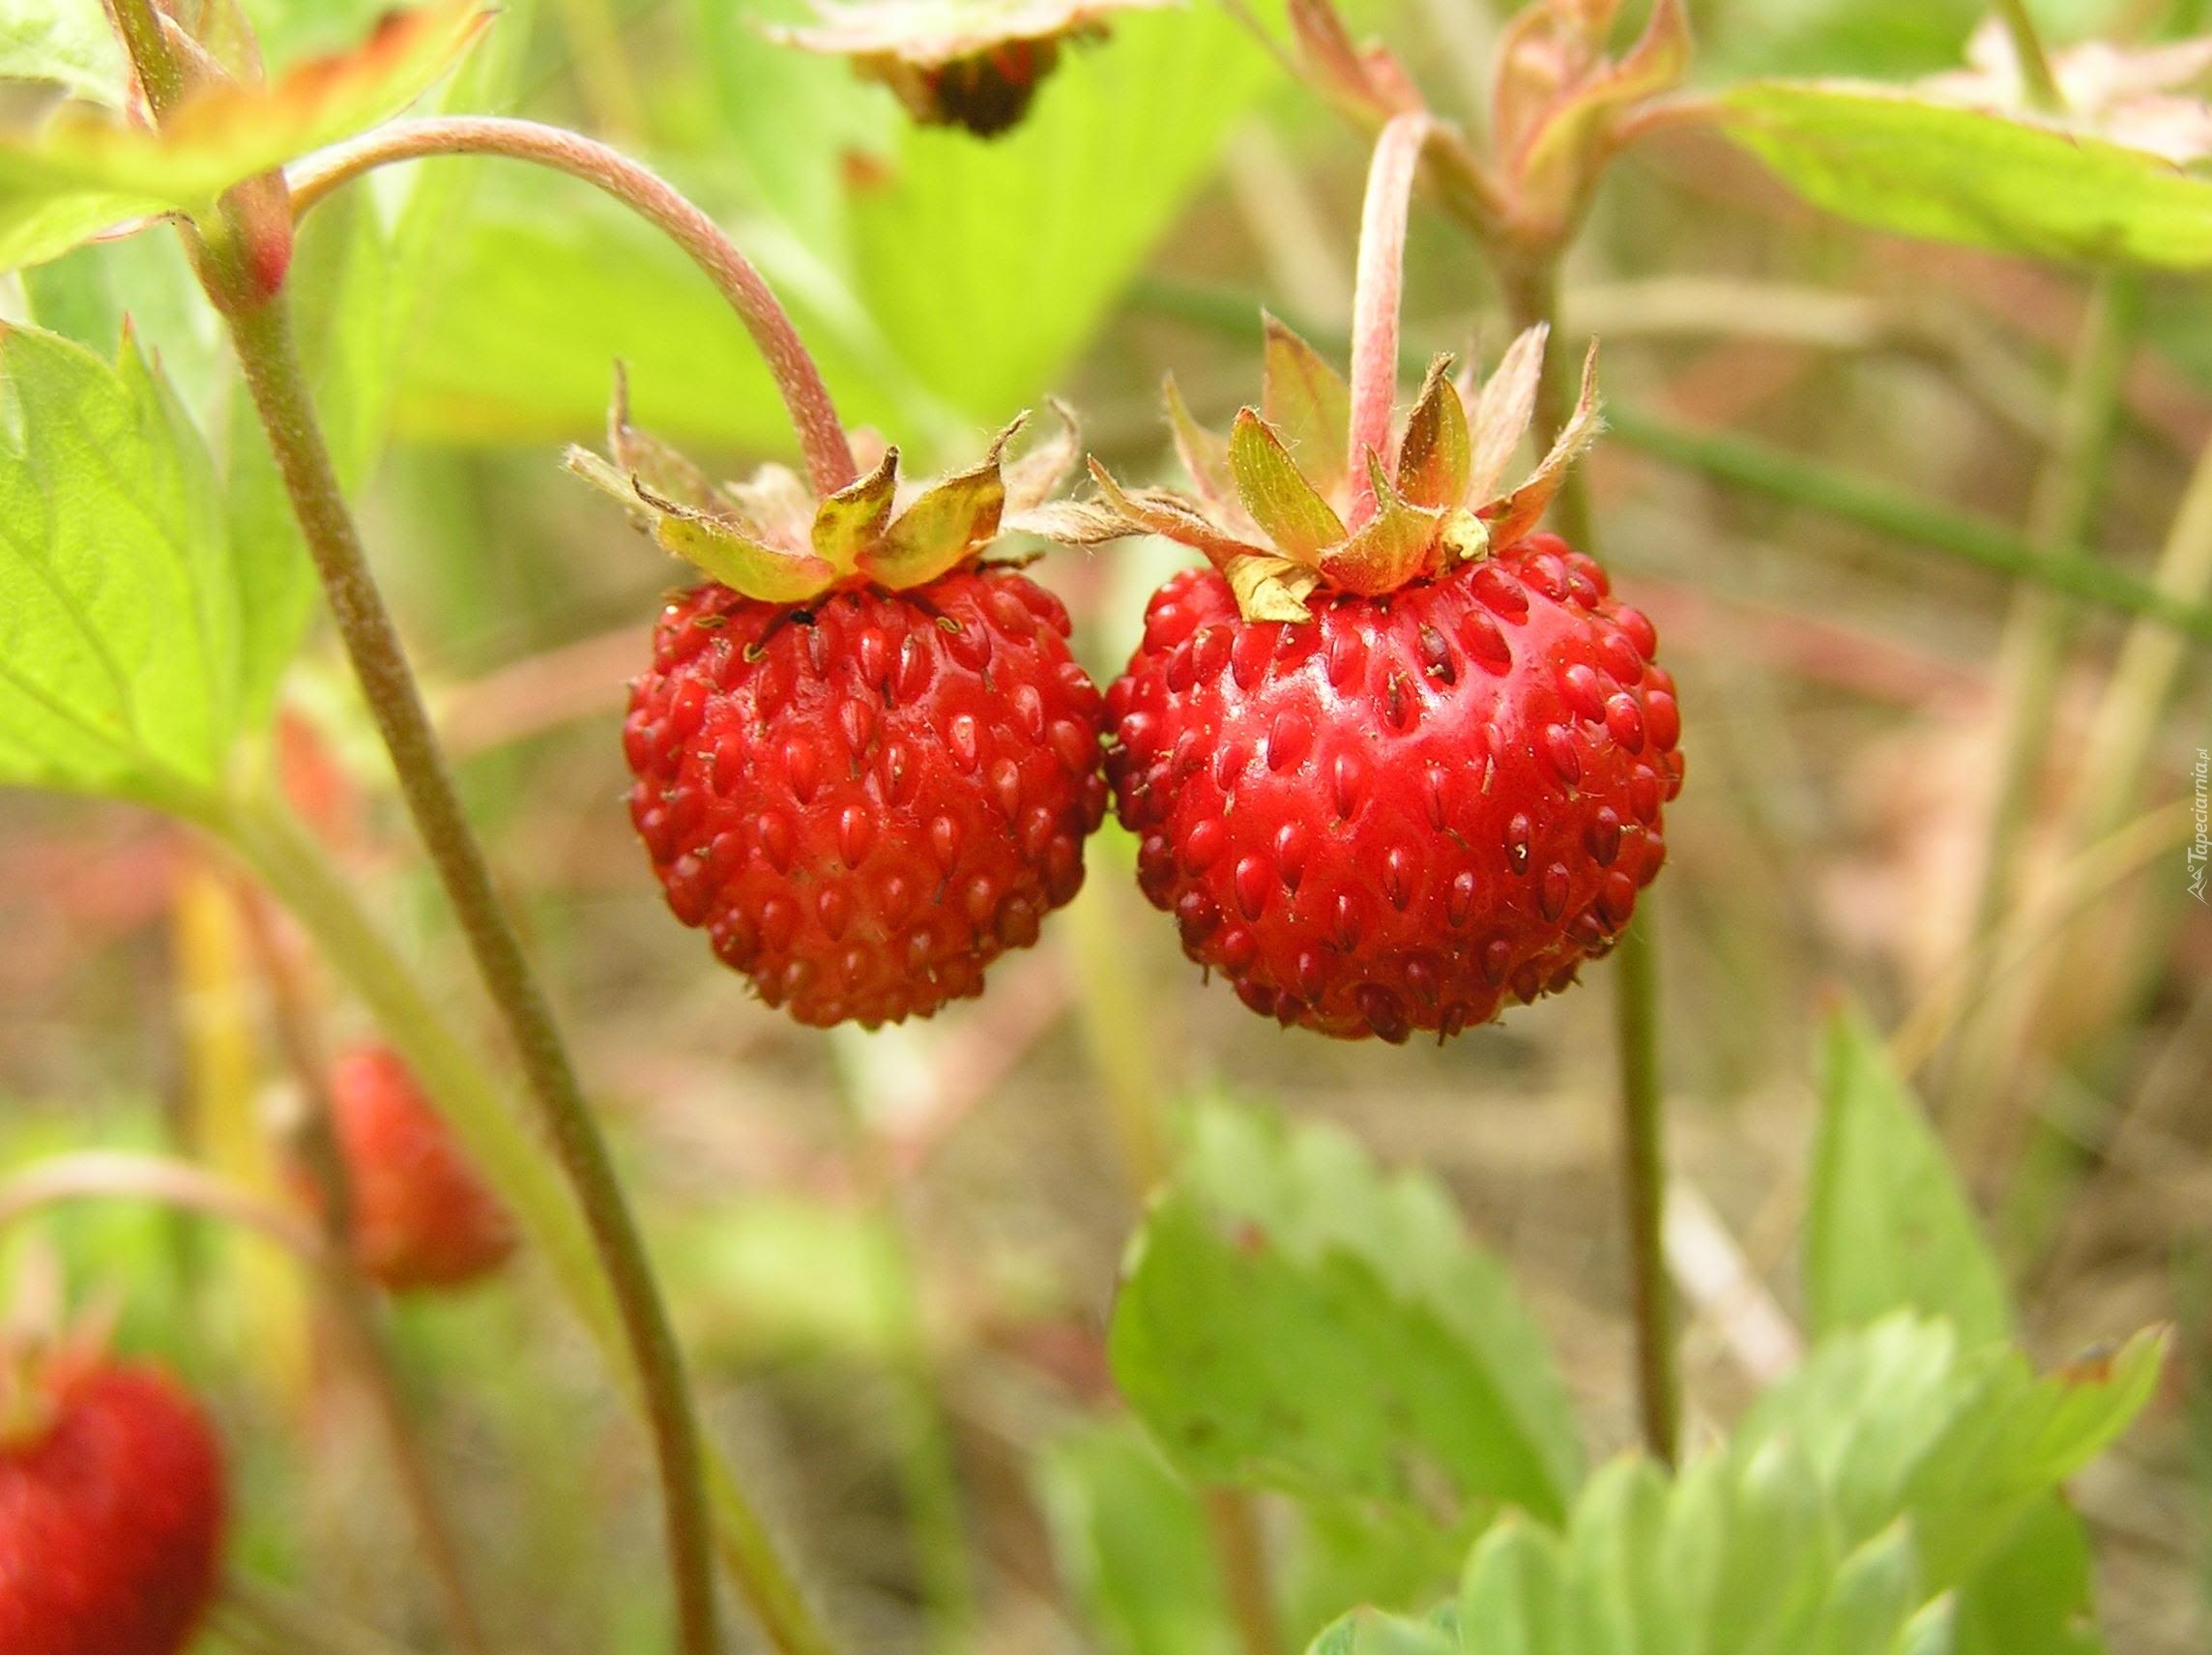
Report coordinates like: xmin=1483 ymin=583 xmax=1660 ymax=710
xmin=606 ymin=365 xmax=720 ymax=515
xmin=856 ymin=419 xmax=1019 ymax=588
xmin=1089 ymin=458 xmax=1272 ymax=566
xmin=1223 ymin=552 xmax=1321 ymax=623
xmin=811 ymin=445 xmax=901 ymax=569
xmin=1319 ymin=450 xmax=1444 ymax=595
xmin=1485 ymin=340 xmax=1603 ymax=548
xmin=1261 ymin=312 xmax=1353 ymax=498
xmin=1228 ymin=409 xmax=1346 ymax=563
xmin=1004 ymin=398 xmax=1082 ymax=510
xmin=1004 ymin=497 xmax=1135 ymax=544
xmin=1465 ymin=323 xmax=1549 ymax=506
xmin=724 ymin=464 xmax=817 ymax=551
xmin=567 ymin=447 xmax=839 ymax=602
xmin=1394 ymin=354 xmax=1470 ymax=510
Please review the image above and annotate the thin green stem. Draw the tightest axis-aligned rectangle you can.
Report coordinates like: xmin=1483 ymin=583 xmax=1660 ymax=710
xmin=1965 ymin=276 xmax=2137 ymax=977
xmin=1994 ymin=0 xmax=2067 ymax=113
xmin=1203 ymin=1489 xmax=1282 ymax=1655
xmin=1502 ymin=249 xmax=1678 ymax=1467
xmin=284 ymin=115 xmax=857 ymax=495
xmin=218 ymin=796 xmax=838 ymax=1655
xmin=211 ymin=284 xmax=724 ymax=1655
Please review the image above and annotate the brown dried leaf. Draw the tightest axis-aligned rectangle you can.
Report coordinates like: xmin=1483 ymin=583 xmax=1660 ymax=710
xmin=1088 ymin=459 xmax=1272 ymax=568
xmin=1466 ymin=324 xmax=1549 ymax=508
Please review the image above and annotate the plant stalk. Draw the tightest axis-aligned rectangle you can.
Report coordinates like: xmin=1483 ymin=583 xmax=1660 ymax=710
xmin=1993 ymin=0 xmax=2067 ymax=113
xmin=284 ymin=115 xmax=858 ymax=495
xmin=1504 ymin=249 xmax=1678 ymax=1466
xmin=219 ymin=798 xmax=837 ymax=1655
xmin=1347 ymin=111 xmax=1433 ymax=526
xmin=213 ymin=284 xmax=725 ymax=1655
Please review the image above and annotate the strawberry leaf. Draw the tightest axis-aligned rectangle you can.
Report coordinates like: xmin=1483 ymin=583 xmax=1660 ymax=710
xmin=1261 ymin=312 xmax=1353 ymax=501
xmin=1394 ymin=355 xmax=1471 ymax=510
xmin=0 ymin=324 xmax=287 ymax=809
xmin=1228 ymin=408 xmax=1347 ymax=564
xmin=0 ymin=0 xmax=491 ymax=272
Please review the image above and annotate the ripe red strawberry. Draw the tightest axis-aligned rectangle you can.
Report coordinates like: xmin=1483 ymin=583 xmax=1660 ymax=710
xmin=1091 ymin=115 xmax=1678 ymax=1041
xmin=626 ymin=568 xmax=1107 ymax=1026
xmin=1106 ymin=535 xmax=1678 ymax=1040
xmin=320 ymin=1045 xmax=517 ymax=1292
xmin=0 ymin=1358 xmax=225 ymax=1655
xmin=574 ymin=385 xmax=1117 ymax=1028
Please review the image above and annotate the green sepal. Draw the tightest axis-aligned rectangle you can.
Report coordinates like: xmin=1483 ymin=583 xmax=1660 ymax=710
xmin=565 ymin=447 xmax=837 ymax=601
xmin=810 ymin=445 xmax=900 ymax=572
xmin=1164 ymin=373 xmax=1235 ymax=508
xmin=855 ymin=417 xmax=1019 ymax=590
xmin=1394 ymin=354 xmax=1470 ymax=510
xmin=1261 ymin=311 xmax=1353 ymax=499
xmin=1229 ymin=407 xmax=1345 ymax=563
xmin=1320 ymin=450 xmax=1442 ymax=595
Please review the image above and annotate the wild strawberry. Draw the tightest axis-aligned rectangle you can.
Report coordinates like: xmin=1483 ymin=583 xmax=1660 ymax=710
xmin=316 ymin=1045 xmax=517 ymax=1292
xmin=769 ymin=0 xmax=1180 ymax=136
xmin=573 ymin=385 xmax=1120 ymax=1028
xmin=0 ymin=1356 xmax=226 ymax=1655
xmin=1094 ymin=117 xmax=1679 ymax=1041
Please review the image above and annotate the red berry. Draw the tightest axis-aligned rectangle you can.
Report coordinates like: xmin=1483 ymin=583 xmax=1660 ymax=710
xmin=0 ymin=1360 xmax=225 ymax=1655
xmin=624 ymin=568 xmax=1109 ymax=1027
xmin=320 ymin=1046 xmax=517 ymax=1292
xmin=1106 ymin=535 xmax=1681 ymax=1042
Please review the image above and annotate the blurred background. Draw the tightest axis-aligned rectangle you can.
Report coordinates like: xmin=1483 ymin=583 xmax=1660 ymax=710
xmin=1 ymin=0 xmax=2207 ymax=1650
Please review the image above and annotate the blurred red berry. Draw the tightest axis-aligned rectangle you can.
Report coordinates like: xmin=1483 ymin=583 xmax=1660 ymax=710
xmin=0 ymin=1359 xmax=226 ymax=1655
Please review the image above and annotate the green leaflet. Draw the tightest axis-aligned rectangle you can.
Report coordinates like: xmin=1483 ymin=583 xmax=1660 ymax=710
xmin=1109 ymin=1101 xmax=1584 ymax=1526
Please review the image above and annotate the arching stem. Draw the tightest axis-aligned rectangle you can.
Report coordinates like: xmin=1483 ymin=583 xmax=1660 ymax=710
xmin=1346 ymin=111 xmax=1432 ymax=528
xmin=288 ymin=115 xmax=859 ymax=495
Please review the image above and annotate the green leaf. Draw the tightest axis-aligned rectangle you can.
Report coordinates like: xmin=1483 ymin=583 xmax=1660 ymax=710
xmin=1740 ymin=1314 xmax=2166 ymax=1590
xmin=1262 ymin=314 xmax=1353 ymax=501
xmin=0 ymin=323 xmax=281 ymax=810
xmin=1717 ymin=81 xmax=2212 ymax=269
xmin=1936 ymin=1492 xmax=2104 ymax=1655
xmin=1038 ymin=1422 xmax=1240 ymax=1655
xmin=0 ymin=1 xmax=128 ymax=104
xmin=1108 ymin=1101 xmax=1584 ymax=1525
xmin=1304 ymin=1609 xmax=1458 ymax=1655
xmin=847 ymin=0 xmax=1291 ymax=420
xmin=0 ymin=0 xmax=490 ymax=272
xmin=1808 ymin=1004 xmax=2012 ymax=1345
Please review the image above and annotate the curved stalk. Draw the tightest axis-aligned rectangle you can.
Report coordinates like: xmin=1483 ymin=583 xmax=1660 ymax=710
xmin=287 ymin=115 xmax=859 ymax=495
xmin=1346 ymin=112 xmax=1433 ymax=528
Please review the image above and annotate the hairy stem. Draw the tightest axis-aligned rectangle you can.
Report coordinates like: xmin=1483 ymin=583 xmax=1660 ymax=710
xmin=1346 ymin=112 xmax=1433 ymax=527
xmin=287 ymin=115 xmax=858 ymax=494
xmin=214 ymin=286 xmax=725 ymax=1655
xmin=1204 ymin=1489 xmax=1282 ymax=1655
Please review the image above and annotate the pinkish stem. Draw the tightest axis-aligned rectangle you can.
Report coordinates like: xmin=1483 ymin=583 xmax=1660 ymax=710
xmin=288 ymin=116 xmax=859 ymax=496
xmin=1345 ymin=111 xmax=1433 ymax=529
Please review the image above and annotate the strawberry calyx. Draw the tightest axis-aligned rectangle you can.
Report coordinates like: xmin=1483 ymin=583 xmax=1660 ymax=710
xmin=566 ymin=369 xmax=1126 ymax=603
xmin=1092 ymin=319 xmax=1601 ymax=623
xmin=765 ymin=0 xmax=1182 ymax=134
